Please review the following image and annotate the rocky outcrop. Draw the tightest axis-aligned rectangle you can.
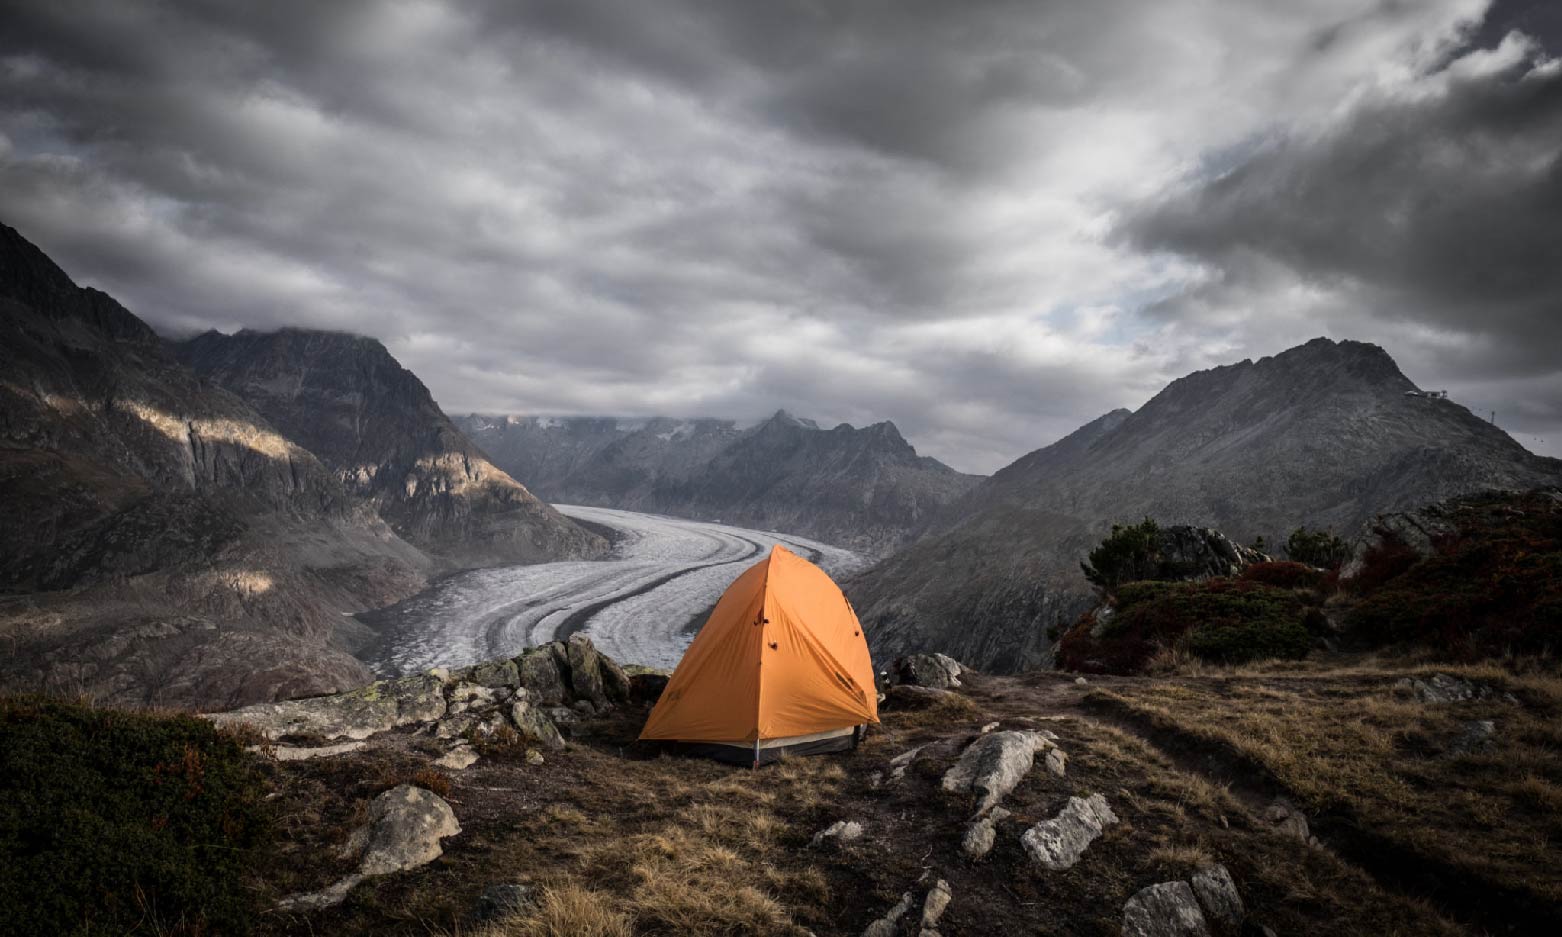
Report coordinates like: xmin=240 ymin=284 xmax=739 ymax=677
xmin=941 ymin=730 xmax=1059 ymax=815
xmin=853 ymin=338 xmax=1561 ymax=672
xmin=1020 ymin=793 xmax=1118 ymax=870
xmin=1395 ymin=673 xmax=1515 ymax=705
xmin=176 ymin=328 xmax=605 ymax=568
xmin=209 ymin=636 xmax=625 ymax=756
xmin=458 ymin=410 xmax=982 ymax=555
xmin=277 ymin=784 xmax=460 ymax=911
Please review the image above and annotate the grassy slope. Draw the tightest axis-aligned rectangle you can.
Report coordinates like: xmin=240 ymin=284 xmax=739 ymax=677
xmin=253 ymin=672 xmax=1475 ymax=936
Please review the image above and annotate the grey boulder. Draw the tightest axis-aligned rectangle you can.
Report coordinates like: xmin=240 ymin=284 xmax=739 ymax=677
xmin=1020 ymin=793 xmax=1118 ymax=870
xmin=1122 ymin=881 xmax=1211 ymax=937
xmin=942 ymin=730 xmax=1056 ymax=814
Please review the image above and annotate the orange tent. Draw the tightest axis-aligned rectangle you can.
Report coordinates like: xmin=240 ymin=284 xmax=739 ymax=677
xmin=640 ymin=544 xmax=879 ymax=765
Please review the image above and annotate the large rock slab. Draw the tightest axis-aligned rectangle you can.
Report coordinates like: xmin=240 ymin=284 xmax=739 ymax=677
xmin=209 ymin=685 xmax=398 ymax=741
xmin=942 ymin=730 xmax=1055 ymax=814
xmin=1019 ymin=793 xmax=1118 ymax=870
xmin=1122 ymin=881 xmax=1211 ymax=937
xmin=894 ymin=653 xmax=964 ymax=689
xmin=208 ymin=671 xmax=447 ymax=741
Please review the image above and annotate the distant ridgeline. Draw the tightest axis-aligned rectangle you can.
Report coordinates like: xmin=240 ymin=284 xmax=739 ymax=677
xmin=457 ymin=411 xmax=983 ymax=554
xmin=848 ymin=338 xmax=1562 ymax=674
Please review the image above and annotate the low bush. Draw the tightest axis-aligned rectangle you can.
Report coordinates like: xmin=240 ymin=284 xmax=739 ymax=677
xmin=1057 ymin=579 xmax=1315 ymax=674
xmin=1284 ymin=526 xmax=1352 ymax=569
xmin=0 ymin=695 xmax=270 ymax=936
xmin=1240 ymin=560 xmax=1327 ymax=590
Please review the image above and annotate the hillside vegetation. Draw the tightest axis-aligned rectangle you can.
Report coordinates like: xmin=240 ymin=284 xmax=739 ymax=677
xmin=1058 ymin=488 xmax=1561 ymax=675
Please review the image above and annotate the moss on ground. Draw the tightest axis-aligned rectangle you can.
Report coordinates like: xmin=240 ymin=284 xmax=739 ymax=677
xmin=0 ymin=695 xmax=271 ymax=936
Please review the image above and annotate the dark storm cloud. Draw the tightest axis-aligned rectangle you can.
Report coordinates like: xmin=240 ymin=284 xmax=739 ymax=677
xmin=3 ymin=0 xmax=1556 ymax=469
xmin=1130 ymin=47 xmax=1562 ymax=368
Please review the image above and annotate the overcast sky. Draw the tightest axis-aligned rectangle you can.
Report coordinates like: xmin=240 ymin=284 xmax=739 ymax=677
xmin=3 ymin=0 xmax=1558 ymax=473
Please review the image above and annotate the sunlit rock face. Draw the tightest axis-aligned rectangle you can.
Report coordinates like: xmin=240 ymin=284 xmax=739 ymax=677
xmin=175 ymin=328 xmax=606 ymax=567
xmin=0 ymin=221 xmax=431 ymax=708
xmin=852 ymin=338 xmax=1562 ymax=673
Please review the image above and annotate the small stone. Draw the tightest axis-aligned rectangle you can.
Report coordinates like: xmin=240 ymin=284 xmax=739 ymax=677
xmin=267 ymin=740 xmax=366 ymax=761
xmin=434 ymin=745 xmax=479 ymax=770
xmin=980 ymin=721 xmax=1000 ymax=734
xmin=1189 ymin=864 xmax=1244 ymax=930
xmin=1044 ymin=747 xmax=1068 ymax=778
xmin=448 ymin=682 xmax=501 ymax=715
xmin=434 ymin=713 xmax=476 ymax=740
xmin=474 ymin=883 xmax=537 ymax=921
xmin=571 ymin=698 xmax=598 ymax=715
xmin=1262 ymin=798 xmax=1310 ymax=843
xmin=525 ymin=748 xmax=545 ymax=765
xmin=962 ymin=806 xmax=1011 ymax=859
xmin=1075 ymin=676 xmax=1089 ymax=686
xmin=810 ymin=819 xmax=864 ymax=847
xmin=920 ymin=879 xmax=952 ymax=929
xmin=1449 ymin=719 xmax=1497 ymax=756
xmin=1122 ymin=881 xmax=1211 ymax=937
xmin=1020 ymin=793 xmax=1118 ymax=870
xmin=862 ymin=891 xmax=915 ymax=937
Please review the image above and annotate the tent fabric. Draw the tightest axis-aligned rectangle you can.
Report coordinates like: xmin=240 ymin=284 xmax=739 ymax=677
xmin=640 ymin=545 xmax=878 ymax=750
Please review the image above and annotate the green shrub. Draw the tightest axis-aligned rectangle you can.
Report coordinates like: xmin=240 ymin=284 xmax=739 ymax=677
xmin=1057 ymin=579 xmax=1314 ymax=673
xmin=1080 ymin=518 xmax=1161 ymax=591
xmin=1284 ymin=526 xmax=1352 ymax=569
xmin=0 ymin=696 xmax=270 ymax=935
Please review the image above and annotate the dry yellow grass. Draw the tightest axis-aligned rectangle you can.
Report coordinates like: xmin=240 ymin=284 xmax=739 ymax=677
xmin=477 ymin=885 xmax=633 ymax=937
xmin=1088 ymin=659 xmax=1562 ymax=914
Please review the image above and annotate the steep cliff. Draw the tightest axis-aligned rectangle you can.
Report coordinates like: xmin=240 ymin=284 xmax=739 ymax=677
xmin=175 ymin=329 xmax=606 ymax=567
xmin=0 ymin=222 xmax=429 ymax=708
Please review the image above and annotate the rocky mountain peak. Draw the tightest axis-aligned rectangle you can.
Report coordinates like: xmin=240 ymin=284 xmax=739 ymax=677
xmin=0 ymin=222 xmax=158 ymax=345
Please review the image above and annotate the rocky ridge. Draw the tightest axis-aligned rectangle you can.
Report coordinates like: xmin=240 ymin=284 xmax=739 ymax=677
xmin=458 ymin=410 xmax=982 ymax=554
xmin=852 ymin=338 xmax=1562 ymax=673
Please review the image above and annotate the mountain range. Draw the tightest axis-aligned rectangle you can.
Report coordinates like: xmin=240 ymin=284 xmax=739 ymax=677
xmin=458 ymin=411 xmax=981 ymax=553
xmin=0 ymin=223 xmax=602 ymax=708
xmin=848 ymin=338 xmax=1562 ymax=672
